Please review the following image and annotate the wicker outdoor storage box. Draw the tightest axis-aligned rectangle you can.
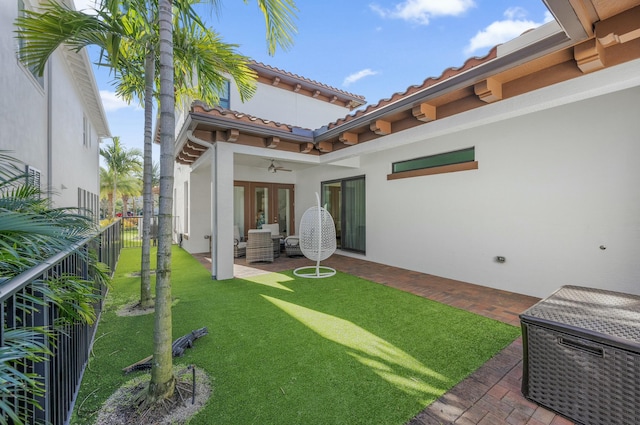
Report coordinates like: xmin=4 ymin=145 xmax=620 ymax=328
xmin=520 ymin=285 xmax=640 ymax=425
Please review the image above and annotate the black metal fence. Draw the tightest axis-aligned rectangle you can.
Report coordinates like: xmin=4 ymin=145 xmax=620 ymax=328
xmin=1 ymin=219 xmax=122 ymax=425
xmin=120 ymin=215 xmax=158 ymax=248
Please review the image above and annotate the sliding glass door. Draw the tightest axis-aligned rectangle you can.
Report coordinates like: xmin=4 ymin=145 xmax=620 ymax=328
xmin=322 ymin=176 xmax=365 ymax=254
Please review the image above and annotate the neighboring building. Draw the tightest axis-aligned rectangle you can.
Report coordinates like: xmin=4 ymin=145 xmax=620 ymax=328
xmin=173 ymin=0 xmax=640 ymax=299
xmin=0 ymin=0 xmax=110 ymax=217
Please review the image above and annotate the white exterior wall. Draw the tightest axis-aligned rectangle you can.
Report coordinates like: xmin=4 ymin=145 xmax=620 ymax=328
xmin=173 ymin=163 xmax=190 ymax=240
xmin=49 ymin=52 xmax=100 ymax=207
xmin=183 ymin=163 xmax=212 ymax=254
xmin=1 ymin=1 xmax=104 ymax=210
xmin=1 ymin=0 xmax=48 ymax=182
xmin=295 ymin=72 xmax=640 ymax=298
xmin=229 ymin=83 xmax=354 ymax=129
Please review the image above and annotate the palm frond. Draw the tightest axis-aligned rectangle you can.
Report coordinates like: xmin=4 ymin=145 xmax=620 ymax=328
xmin=14 ymin=1 xmax=125 ymax=77
xmin=255 ymin=0 xmax=298 ymax=55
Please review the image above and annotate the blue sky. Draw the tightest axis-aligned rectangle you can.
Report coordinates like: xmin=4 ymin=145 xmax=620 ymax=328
xmin=74 ymin=0 xmax=553 ymax=156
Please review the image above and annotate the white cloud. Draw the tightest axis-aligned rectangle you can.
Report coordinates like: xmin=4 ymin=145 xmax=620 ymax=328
xmin=370 ymin=0 xmax=475 ymax=25
xmin=100 ymin=90 xmax=136 ymax=112
xmin=504 ymin=6 xmax=527 ymax=20
xmin=343 ymin=69 xmax=378 ymax=87
xmin=464 ymin=9 xmax=552 ymax=55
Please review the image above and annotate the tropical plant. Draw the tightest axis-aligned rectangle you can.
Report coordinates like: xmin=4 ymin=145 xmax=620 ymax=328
xmin=16 ymin=0 xmax=260 ymax=314
xmin=0 ymin=151 xmax=110 ymax=424
xmin=99 ymin=136 xmax=142 ymax=219
xmin=99 ymin=166 xmax=116 ymax=216
xmin=118 ymin=172 xmax=143 ymax=217
xmin=151 ymin=0 xmax=298 ymax=403
xmin=16 ymin=0 xmax=298 ymax=406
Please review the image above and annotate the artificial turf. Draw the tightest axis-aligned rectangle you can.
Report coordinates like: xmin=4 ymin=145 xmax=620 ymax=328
xmin=72 ymin=246 xmax=520 ymax=425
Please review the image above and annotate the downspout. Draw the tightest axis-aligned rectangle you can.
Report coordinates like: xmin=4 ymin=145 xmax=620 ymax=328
xmin=210 ymin=143 xmax=218 ymax=279
xmin=186 ymin=130 xmax=214 ymax=148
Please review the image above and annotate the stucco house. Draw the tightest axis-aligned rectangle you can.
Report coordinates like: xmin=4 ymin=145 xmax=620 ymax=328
xmin=1 ymin=0 xmax=110 ymax=217
xmin=172 ymin=0 xmax=640 ymax=299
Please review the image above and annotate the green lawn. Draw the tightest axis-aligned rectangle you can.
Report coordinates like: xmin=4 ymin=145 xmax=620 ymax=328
xmin=73 ymin=246 xmax=520 ymax=425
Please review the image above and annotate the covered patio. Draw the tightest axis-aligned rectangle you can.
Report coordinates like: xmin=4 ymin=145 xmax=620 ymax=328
xmin=192 ymin=252 xmax=573 ymax=425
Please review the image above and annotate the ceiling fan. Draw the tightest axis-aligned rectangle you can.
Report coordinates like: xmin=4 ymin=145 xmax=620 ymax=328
xmin=267 ymin=160 xmax=292 ymax=173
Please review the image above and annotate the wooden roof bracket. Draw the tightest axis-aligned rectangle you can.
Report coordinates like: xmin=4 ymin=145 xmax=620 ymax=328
xmin=574 ymin=38 xmax=606 ymax=73
xmin=317 ymin=141 xmax=334 ymax=152
xmin=300 ymin=142 xmax=314 ymax=153
xmin=370 ymin=120 xmax=391 ymax=136
xmin=575 ymin=6 xmax=640 ymax=74
xmin=226 ymin=129 xmax=239 ymax=142
xmin=596 ymin=5 xmax=640 ymax=47
xmin=474 ymin=78 xmax=502 ymax=103
xmin=265 ymin=136 xmax=280 ymax=149
xmin=338 ymin=132 xmax=358 ymax=145
xmin=412 ymin=103 xmax=436 ymax=122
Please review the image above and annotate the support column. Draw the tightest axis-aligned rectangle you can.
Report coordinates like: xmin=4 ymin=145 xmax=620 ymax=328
xmin=211 ymin=142 xmax=234 ymax=280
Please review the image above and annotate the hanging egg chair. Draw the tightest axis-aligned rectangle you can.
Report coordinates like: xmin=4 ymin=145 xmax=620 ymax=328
xmin=293 ymin=193 xmax=337 ymax=278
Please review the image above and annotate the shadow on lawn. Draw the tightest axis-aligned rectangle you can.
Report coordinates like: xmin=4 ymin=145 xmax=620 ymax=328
xmin=263 ymin=294 xmax=448 ymax=403
xmin=82 ymin=248 xmax=519 ymax=425
xmin=212 ymin=269 xmax=517 ymax=414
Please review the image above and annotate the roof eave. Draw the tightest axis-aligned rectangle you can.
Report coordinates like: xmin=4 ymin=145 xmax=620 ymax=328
xmin=61 ymin=47 xmax=111 ymax=139
xmin=315 ymin=23 xmax=576 ymax=143
xmin=250 ymin=61 xmax=366 ymax=106
xmin=189 ymin=112 xmax=314 ymax=144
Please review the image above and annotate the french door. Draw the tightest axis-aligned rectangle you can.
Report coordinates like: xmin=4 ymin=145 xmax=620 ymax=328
xmin=322 ymin=176 xmax=366 ymax=254
xmin=233 ymin=181 xmax=294 ymax=240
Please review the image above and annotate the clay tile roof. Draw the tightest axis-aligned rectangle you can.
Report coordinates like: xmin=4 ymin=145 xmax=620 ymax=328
xmin=191 ymin=100 xmax=310 ymax=134
xmin=250 ymin=61 xmax=366 ymax=104
xmin=327 ymin=46 xmax=498 ymax=130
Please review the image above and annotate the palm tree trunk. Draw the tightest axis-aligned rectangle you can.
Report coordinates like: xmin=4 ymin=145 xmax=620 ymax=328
xmin=148 ymin=0 xmax=175 ymax=402
xmin=140 ymin=43 xmax=154 ymax=309
xmin=108 ymin=193 xmax=114 ymax=219
xmin=112 ymin=178 xmax=117 ymax=218
xmin=122 ymin=195 xmax=129 ymax=217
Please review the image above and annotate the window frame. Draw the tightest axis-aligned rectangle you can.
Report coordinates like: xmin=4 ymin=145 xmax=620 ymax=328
xmin=321 ymin=175 xmax=366 ymax=254
xmin=388 ymin=147 xmax=477 ymax=180
xmin=217 ymin=80 xmax=230 ymax=109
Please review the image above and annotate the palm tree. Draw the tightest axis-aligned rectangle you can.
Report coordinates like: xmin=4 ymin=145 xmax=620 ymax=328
xmin=118 ymin=173 xmax=143 ymax=217
xmin=99 ymin=137 xmax=142 ymax=219
xmin=16 ymin=0 xmax=260 ymax=314
xmin=99 ymin=166 xmax=116 ymax=219
xmin=151 ymin=0 xmax=297 ymax=402
xmin=0 ymin=151 xmax=109 ymax=423
xmin=112 ymin=1 xmax=259 ymax=312
xmin=17 ymin=0 xmax=298 ymax=405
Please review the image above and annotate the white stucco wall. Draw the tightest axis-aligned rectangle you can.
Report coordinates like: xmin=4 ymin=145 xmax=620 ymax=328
xmin=229 ymin=82 xmax=354 ymax=130
xmin=0 ymin=0 xmax=48 ymax=183
xmin=184 ymin=164 xmax=212 ymax=254
xmin=50 ymin=53 xmax=101 ymax=208
xmin=2 ymin=1 xmax=103 ymax=210
xmin=295 ymin=81 xmax=640 ymax=299
xmin=173 ymin=163 xmax=190 ymax=241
